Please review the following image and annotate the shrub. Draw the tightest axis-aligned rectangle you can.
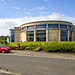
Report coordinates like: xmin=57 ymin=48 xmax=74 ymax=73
xmin=34 ymin=47 xmax=42 ymax=52
xmin=4 ymin=41 xmax=75 ymax=53
xmin=20 ymin=45 xmax=27 ymax=50
xmin=8 ymin=46 xmax=17 ymax=50
xmin=25 ymin=47 xmax=30 ymax=50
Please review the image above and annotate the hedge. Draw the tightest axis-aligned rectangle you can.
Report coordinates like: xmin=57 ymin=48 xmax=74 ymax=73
xmin=5 ymin=41 xmax=75 ymax=53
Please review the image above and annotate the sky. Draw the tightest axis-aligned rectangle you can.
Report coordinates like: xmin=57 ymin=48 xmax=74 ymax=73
xmin=0 ymin=0 xmax=75 ymax=36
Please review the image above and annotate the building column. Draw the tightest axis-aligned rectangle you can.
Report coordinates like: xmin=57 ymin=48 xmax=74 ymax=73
xmin=46 ymin=29 xmax=49 ymax=41
xmin=25 ymin=31 xmax=27 ymax=42
xmin=67 ymin=30 xmax=69 ymax=41
xmin=59 ymin=29 xmax=61 ymax=41
xmin=34 ymin=30 xmax=36 ymax=42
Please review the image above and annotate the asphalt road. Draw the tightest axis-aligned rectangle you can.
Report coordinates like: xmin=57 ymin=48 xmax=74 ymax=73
xmin=0 ymin=54 xmax=75 ymax=75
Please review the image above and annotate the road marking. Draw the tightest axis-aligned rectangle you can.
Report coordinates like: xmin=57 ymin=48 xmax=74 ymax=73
xmin=0 ymin=70 xmax=21 ymax=75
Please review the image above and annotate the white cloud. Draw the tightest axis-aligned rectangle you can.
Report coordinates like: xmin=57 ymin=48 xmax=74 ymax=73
xmin=34 ymin=6 xmax=46 ymax=10
xmin=24 ymin=11 xmax=32 ymax=15
xmin=0 ymin=13 xmax=75 ymax=36
xmin=1 ymin=0 xmax=7 ymax=5
xmin=40 ymin=11 xmax=49 ymax=14
xmin=43 ymin=0 xmax=48 ymax=2
xmin=23 ymin=6 xmax=46 ymax=12
xmin=13 ymin=6 xmax=20 ymax=10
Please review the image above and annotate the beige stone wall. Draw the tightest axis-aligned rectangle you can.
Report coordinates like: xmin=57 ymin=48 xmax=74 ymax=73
xmin=20 ymin=31 xmax=27 ymax=42
xmin=34 ymin=30 xmax=36 ymax=42
xmin=46 ymin=29 xmax=49 ymax=41
xmin=15 ymin=27 xmax=21 ymax=42
xmin=49 ymin=29 xmax=59 ymax=41
xmin=72 ymin=25 xmax=75 ymax=41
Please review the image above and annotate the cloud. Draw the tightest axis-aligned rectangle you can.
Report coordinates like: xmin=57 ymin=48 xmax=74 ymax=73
xmin=23 ymin=6 xmax=46 ymax=12
xmin=43 ymin=0 xmax=48 ymax=2
xmin=24 ymin=11 xmax=32 ymax=15
xmin=40 ymin=11 xmax=49 ymax=14
xmin=13 ymin=6 xmax=20 ymax=10
xmin=0 ymin=13 xmax=75 ymax=36
xmin=1 ymin=0 xmax=7 ymax=5
xmin=35 ymin=6 xmax=46 ymax=10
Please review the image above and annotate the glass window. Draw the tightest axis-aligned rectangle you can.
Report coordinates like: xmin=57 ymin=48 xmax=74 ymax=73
xmin=22 ymin=27 xmax=27 ymax=31
xmin=68 ymin=25 xmax=72 ymax=29
xmin=36 ymin=30 xmax=46 ymax=33
xmin=27 ymin=25 xmax=34 ymax=30
xmin=27 ymin=31 xmax=34 ymax=41
xmin=60 ymin=24 xmax=67 ymax=28
xmin=36 ymin=30 xmax=46 ymax=41
xmin=48 ymin=24 xmax=58 ymax=28
xmin=37 ymin=37 xmax=46 ymax=41
xmin=69 ymin=31 xmax=72 ymax=41
xmin=36 ymin=24 xmax=46 ymax=28
xmin=37 ymin=33 xmax=46 ymax=36
xmin=61 ymin=30 xmax=67 ymax=41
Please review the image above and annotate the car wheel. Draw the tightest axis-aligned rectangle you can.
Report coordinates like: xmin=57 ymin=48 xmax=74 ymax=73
xmin=2 ymin=50 xmax=5 ymax=53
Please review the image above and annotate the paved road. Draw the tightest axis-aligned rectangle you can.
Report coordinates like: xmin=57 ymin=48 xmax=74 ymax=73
xmin=0 ymin=54 xmax=75 ymax=75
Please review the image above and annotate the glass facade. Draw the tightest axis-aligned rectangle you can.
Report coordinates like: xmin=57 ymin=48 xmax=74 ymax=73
xmin=69 ymin=31 xmax=72 ymax=41
xmin=48 ymin=24 xmax=58 ymax=28
xmin=22 ymin=27 xmax=27 ymax=31
xmin=36 ymin=24 xmax=46 ymax=28
xmin=21 ymin=24 xmax=72 ymax=31
xmin=27 ymin=31 xmax=34 ymax=41
xmin=36 ymin=30 xmax=46 ymax=41
xmin=61 ymin=30 xmax=67 ymax=41
xmin=9 ymin=29 xmax=15 ymax=42
xmin=27 ymin=25 xmax=34 ymax=30
xmin=68 ymin=25 xmax=72 ymax=29
xmin=60 ymin=24 xmax=67 ymax=28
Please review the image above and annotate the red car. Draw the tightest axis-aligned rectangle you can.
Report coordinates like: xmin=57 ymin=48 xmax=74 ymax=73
xmin=0 ymin=45 xmax=11 ymax=53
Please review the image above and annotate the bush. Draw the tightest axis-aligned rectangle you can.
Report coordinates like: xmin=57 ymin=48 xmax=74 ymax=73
xmin=5 ymin=41 xmax=75 ymax=53
xmin=34 ymin=47 xmax=42 ymax=52
xmin=20 ymin=45 xmax=27 ymax=50
xmin=25 ymin=47 xmax=30 ymax=50
xmin=8 ymin=46 xmax=17 ymax=50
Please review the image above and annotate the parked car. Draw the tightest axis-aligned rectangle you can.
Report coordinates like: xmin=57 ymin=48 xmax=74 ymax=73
xmin=0 ymin=45 xmax=11 ymax=53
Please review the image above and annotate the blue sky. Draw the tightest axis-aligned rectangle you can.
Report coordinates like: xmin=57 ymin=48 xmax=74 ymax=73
xmin=0 ymin=0 xmax=75 ymax=35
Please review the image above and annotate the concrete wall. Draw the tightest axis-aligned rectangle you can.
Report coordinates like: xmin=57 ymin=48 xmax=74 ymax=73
xmin=49 ymin=29 xmax=59 ymax=41
xmin=15 ymin=27 xmax=21 ymax=42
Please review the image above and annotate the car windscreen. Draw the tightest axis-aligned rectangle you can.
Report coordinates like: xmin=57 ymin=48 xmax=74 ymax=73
xmin=0 ymin=45 xmax=7 ymax=47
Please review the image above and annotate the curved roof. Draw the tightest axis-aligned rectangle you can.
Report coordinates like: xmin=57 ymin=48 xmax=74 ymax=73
xmin=21 ymin=20 xmax=73 ymax=27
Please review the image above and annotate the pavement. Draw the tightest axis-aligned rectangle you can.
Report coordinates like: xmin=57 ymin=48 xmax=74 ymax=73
xmin=2 ymin=50 xmax=75 ymax=60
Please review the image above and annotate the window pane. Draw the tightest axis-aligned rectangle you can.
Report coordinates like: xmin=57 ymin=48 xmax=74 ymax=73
xmin=60 ymin=24 xmax=67 ymax=28
xmin=48 ymin=24 xmax=58 ymax=28
xmin=27 ymin=25 xmax=34 ymax=30
xmin=36 ymin=24 xmax=46 ymax=28
xmin=27 ymin=31 xmax=34 ymax=41
xmin=69 ymin=31 xmax=72 ymax=41
xmin=68 ymin=25 xmax=72 ymax=29
xmin=36 ymin=30 xmax=46 ymax=41
xmin=22 ymin=27 xmax=26 ymax=31
xmin=61 ymin=30 xmax=67 ymax=41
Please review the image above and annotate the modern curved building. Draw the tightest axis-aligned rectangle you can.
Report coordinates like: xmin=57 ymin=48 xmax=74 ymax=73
xmin=14 ymin=20 xmax=75 ymax=42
